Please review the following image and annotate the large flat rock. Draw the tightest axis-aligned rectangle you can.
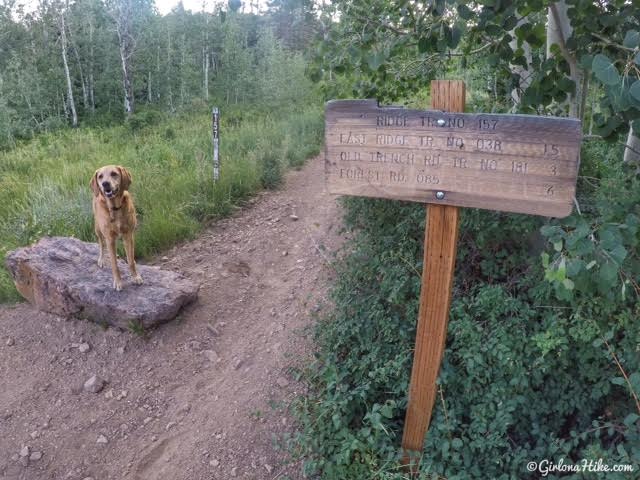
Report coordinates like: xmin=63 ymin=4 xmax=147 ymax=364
xmin=5 ymin=236 xmax=199 ymax=330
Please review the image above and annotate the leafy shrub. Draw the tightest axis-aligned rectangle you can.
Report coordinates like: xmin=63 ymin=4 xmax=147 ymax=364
xmin=297 ymin=141 xmax=640 ymax=479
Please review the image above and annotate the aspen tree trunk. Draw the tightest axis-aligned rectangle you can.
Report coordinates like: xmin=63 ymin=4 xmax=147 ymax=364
xmin=89 ymin=17 xmax=95 ymax=113
xmin=59 ymin=13 xmax=78 ymax=127
xmin=156 ymin=45 xmax=161 ymax=101
xmin=65 ymin=18 xmax=88 ymax=112
xmin=509 ymin=17 xmax=533 ymax=109
xmin=547 ymin=1 xmax=586 ymax=119
xmin=167 ymin=26 xmax=174 ymax=111
xmin=180 ymin=33 xmax=186 ymax=106
xmin=147 ymin=71 xmax=152 ymax=103
xmin=202 ymin=3 xmax=209 ymax=101
xmin=115 ymin=0 xmax=134 ymax=117
xmin=623 ymin=128 xmax=640 ymax=166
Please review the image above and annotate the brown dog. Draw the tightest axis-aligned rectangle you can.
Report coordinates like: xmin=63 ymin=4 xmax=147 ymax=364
xmin=90 ymin=165 xmax=143 ymax=291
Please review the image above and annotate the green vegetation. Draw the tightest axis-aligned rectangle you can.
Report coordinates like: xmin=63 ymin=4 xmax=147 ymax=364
xmin=297 ymin=139 xmax=639 ymax=480
xmin=0 ymin=105 xmax=323 ymax=302
xmin=297 ymin=1 xmax=640 ymax=478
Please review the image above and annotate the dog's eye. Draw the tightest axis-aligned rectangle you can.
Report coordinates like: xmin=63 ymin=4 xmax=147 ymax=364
xmin=110 ymin=172 xmax=118 ymax=177
xmin=98 ymin=174 xmax=103 ymax=179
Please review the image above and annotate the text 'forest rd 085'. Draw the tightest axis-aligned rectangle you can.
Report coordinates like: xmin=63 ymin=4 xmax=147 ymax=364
xmin=325 ymin=99 xmax=583 ymax=218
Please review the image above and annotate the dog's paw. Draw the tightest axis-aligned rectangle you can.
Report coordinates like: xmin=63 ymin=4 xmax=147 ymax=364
xmin=113 ymin=279 xmax=123 ymax=291
xmin=133 ymin=275 xmax=144 ymax=285
xmin=97 ymin=258 xmax=105 ymax=268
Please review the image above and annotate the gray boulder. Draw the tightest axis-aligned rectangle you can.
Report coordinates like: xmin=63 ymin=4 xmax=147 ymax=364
xmin=5 ymin=236 xmax=199 ymax=330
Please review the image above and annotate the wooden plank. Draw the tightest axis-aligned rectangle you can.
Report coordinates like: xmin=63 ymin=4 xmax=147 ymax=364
xmin=401 ymin=80 xmax=463 ymax=471
xmin=325 ymin=92 xmax=582 ymax=218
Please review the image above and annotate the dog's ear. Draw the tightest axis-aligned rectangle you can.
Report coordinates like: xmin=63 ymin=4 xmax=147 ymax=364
xmin=90 ymin=170 xmax=101 ymax=197
xmin=118 ymin=166 xmax=132 ymax=191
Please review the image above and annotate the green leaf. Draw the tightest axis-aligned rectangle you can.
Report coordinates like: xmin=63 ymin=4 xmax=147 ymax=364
xmin=457 ymin=4 xmax=473 ymax=20
xmin=610 ymin=376 xmax=626 ymax=386
xmin=608 ymin=244 xmax=627 ymax=264
xmin=451 ymin=438 xmax=463 ymax=449
xmin=592 ymin=54 xmax=620 ymax=86
xmin=562 ymin=278 xmax=575 ymax=290
xmin=624 ymin=413 xmax=640 ymax=427
xmin=599 ymin=261 xmax=618 ymax=284
xmin=623 ymin=30 xmax=640 ymax=48
xmin=629 ymin=80 xmax=640 ymax=102
xmin=367 ymin=51 xmax=386 ymax=71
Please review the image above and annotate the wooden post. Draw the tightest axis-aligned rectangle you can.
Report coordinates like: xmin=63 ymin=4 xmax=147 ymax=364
xmin=401 ymin=80 xmax=465 ymax=469
xmin=212 ymin=106 xmax=220 ymax=182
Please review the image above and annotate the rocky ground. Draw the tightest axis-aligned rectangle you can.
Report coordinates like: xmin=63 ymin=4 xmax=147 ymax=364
xmin=0 ymin=155 xmax=343 ymax=480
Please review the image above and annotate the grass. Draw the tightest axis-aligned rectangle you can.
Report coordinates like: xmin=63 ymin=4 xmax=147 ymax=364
xmin=0 ymin=105 xmax=324 ymax=302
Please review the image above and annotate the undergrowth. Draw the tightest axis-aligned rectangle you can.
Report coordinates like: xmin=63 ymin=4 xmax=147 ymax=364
xmin=296 ymin=138 xmax=640 ymax=479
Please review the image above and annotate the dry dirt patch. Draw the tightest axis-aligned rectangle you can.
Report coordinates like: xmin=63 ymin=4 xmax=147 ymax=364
xmin=0 ymin=155 xmax=342 ymax=480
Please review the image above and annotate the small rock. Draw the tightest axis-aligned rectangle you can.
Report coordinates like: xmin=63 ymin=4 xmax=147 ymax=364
xmin=165 ymin=422 xmax=177 ymax=431
xmin=116 ymin=390 xmax=128 ymax=400
xmin=209 ymin=459 xmax=220 ymax=467
xmin=206 ymin=323 xmax=220 ymax=336
xmin=282 ymin=250 xmax=288 ymax=256
xmin=83 ymin=477 xmax=95 ymax=480
xmin=264 ymin=464 xmax=273 ymax=473
xmin=83 ymin=375 xmax=106 ymax=394
xmin=117 ymin=346 xmax=126 ymax=355
xmin=289 ymin=214 xmax=299 ymax=221
xmin=104 ymin=389 xmax=114 ymax=399
xmin=6 ymin=337 xmax=15 ymax=346
xmin=276 ymin=376 xmax=289 ymax=388
xmin=233 ymin=358 xmax=244 ymax=370
xmin=78 ymin=342 xmax=91 ymax=353
xmin=230 ymin=467 xmax=238 ymax=477
xmin=96 ymin=434 xmax=108 ymax=444
xmin=202 ymin=350 xmax=220 ymax=363
xmin=10 ymin=453 xmax=19 ymax=462
xmin=143 ymin=417 xmax=153 ymax=425
xmin=29 ymin=430 xmax=39 ymax=439
xmin=19 ymin=446 xmax=30 ymax=457
xmin=162 ymin=256 xmax=169 ymax=261
xmin=29 ymin=451 xmax=43 ymax=461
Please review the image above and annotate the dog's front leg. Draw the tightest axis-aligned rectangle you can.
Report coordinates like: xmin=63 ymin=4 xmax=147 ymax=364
xmin=107 ymin=237 xmax=123 ymax=291
xmin=124 ymin=233 xmax=143 ymax=285
xmin=96 ymin=231 xmax=106 ymax=268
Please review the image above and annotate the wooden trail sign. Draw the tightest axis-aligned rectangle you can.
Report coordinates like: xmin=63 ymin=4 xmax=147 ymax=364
xmin=326 ymin=92 xmax=581 ymax=218
xmin=324 ymin=80 xmax=582 ymax=469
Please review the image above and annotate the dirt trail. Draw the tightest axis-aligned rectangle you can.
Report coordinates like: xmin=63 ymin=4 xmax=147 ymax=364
xmin=0 ymin=156 xmax=342 ymax=480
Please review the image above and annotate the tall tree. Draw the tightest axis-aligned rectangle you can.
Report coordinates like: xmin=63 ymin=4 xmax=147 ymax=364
xmin=59 ymin=7 xmax=78 ymax=127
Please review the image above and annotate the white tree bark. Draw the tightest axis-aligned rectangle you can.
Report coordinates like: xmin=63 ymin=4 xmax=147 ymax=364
xmin=88 ymin=17 xmax=95 ymax=112
xmin=623 ymin=127 xmax=640 ymax=166
xmin=202 ymin=3 xmax=209 ymax=101
xmin=114 ymin=0 xmax=135 ymax=117
xmin=509 ymin=16 xmax=533 ymax=109
xmin=547 ymin=1 xmax=586 ymax=119
xmin=59 ymin=13 xmax=78 ymax=127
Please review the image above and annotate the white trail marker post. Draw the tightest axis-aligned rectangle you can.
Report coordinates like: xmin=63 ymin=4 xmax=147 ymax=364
xmin=325 ymin=80 xmax=582 ymax=470
xmin=212 ymin=106 xmax=220 ymax=182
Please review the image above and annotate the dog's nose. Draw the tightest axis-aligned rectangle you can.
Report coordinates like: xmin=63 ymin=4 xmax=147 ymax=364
xmin=102 ymin=181 xmax=111 ymax=189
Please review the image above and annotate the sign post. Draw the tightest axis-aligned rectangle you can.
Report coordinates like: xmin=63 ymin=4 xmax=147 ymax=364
xmin=212 ymin=106 xmax=220 ymax=182
xmin=324 ymin=80 xmax=582 ymax=470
